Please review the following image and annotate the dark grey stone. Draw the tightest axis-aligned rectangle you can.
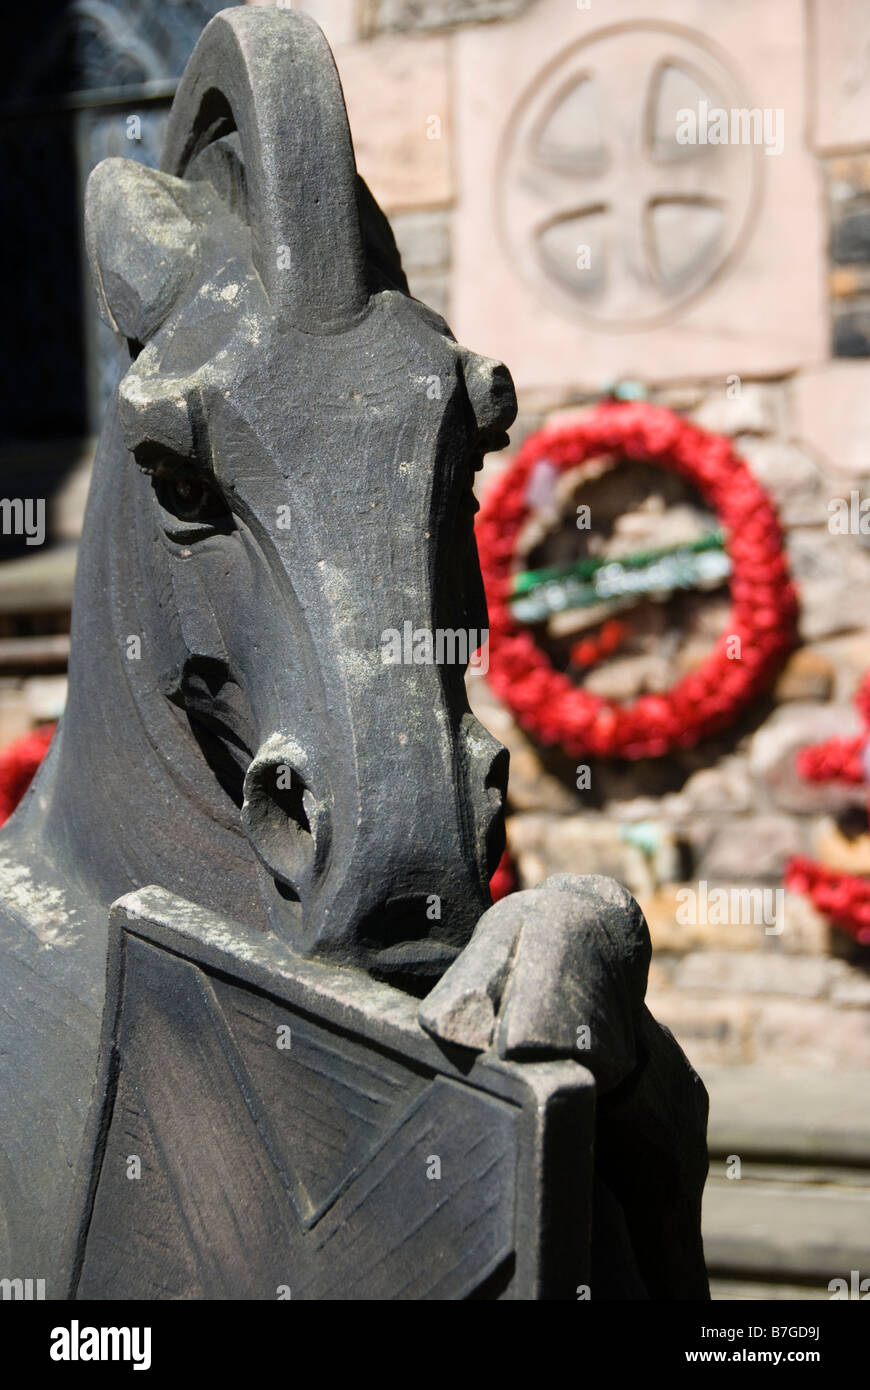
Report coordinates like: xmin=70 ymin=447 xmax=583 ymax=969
xmin=66 ymin=889 xmax=594 ymax=1301
xmin=420 ymin=875 xmax=649 ymax=1088
xmin=0 ymin=6 xmax=708 ymax=1300
xmin=422 ymin=874 xmax=709 ymax=1298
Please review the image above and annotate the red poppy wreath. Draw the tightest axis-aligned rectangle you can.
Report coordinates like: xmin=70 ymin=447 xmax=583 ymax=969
xmin=476 ymin=401 xmax=798 ymax=760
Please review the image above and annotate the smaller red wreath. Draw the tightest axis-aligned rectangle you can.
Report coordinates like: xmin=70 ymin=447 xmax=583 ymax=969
xmin=785 ymin=671 xmax=870 ymax=944
xmin=476 ymin=402 xmax=798 ymax=760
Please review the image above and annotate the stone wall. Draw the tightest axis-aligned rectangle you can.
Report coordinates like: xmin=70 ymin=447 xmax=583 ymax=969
xmin=256 ymin=0 xmax=870 ymax=1073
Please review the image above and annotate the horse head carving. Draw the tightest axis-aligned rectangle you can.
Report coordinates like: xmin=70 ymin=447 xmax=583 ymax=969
xmin=68 ymin=7 xmax=515 ymax=981
xmin=0 ymin=7 xmax=709 ymax=1299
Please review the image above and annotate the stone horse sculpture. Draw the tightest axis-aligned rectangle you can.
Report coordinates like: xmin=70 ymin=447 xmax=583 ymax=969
xmin=0 ymin=8 xmax=708 ymax=1299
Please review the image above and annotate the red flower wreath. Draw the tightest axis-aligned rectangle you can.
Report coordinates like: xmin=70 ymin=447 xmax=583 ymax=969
xmin=476 ymin=401 xmax=798 ymax=759
xmin=785 ymin=673 xmax=870 ymax=944
xmin=0 ymin=723 xmax=55 ymax=825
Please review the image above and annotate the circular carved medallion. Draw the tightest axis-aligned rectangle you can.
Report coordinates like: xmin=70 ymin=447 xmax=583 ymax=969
xmin=498 ymin=23 xmax=760 ymax=330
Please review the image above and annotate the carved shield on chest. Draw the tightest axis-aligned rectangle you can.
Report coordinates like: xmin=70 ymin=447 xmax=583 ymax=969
xmin=67 ymin=889 xmax=594 ymax=1300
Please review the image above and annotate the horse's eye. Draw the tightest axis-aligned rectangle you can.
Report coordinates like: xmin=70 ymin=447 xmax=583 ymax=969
xmin=154 ymin=472 xmax=227 ymax=525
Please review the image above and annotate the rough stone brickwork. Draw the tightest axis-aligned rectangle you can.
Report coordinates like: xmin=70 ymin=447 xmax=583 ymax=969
xmin=471 ymin=378 xmax=870 ymax=1071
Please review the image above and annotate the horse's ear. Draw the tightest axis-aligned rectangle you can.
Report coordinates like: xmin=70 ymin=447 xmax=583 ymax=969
xmin=85 ymin=158 xmax=206 ymax=344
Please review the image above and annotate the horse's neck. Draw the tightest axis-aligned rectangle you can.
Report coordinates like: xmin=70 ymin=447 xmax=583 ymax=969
xmin=18 ymin=399 xmax=264 ymax=930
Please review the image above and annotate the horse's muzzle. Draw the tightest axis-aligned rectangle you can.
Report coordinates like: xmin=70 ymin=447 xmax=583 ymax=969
xmin=239 ymin=719 xmax=508 ymax=982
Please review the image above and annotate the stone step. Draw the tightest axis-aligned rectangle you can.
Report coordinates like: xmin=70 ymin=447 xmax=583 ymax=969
xmin=703 ymin=1175 xmax=870 ymax=1284
xmin=703 ymin=1065 xmax=870 ymax=1165
xmin=708 ymin=1158 xmax=870 ymax=1187
xmin=701 ymin=1066 xmax=870 ymax=1297
xmin=0 ymin=545 xmax=77 ymax=614
xmin=0 ymin=634 xmax=70 ymax=670
xmin=709 ymin=1277 xmax=831 ymax=1301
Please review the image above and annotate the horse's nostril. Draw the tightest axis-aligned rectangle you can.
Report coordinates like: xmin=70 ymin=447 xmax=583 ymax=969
xmin=269 ymin=770 xmax=311 ymax=836
xmin=241 ymin=755 xmax=323 ymax=893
